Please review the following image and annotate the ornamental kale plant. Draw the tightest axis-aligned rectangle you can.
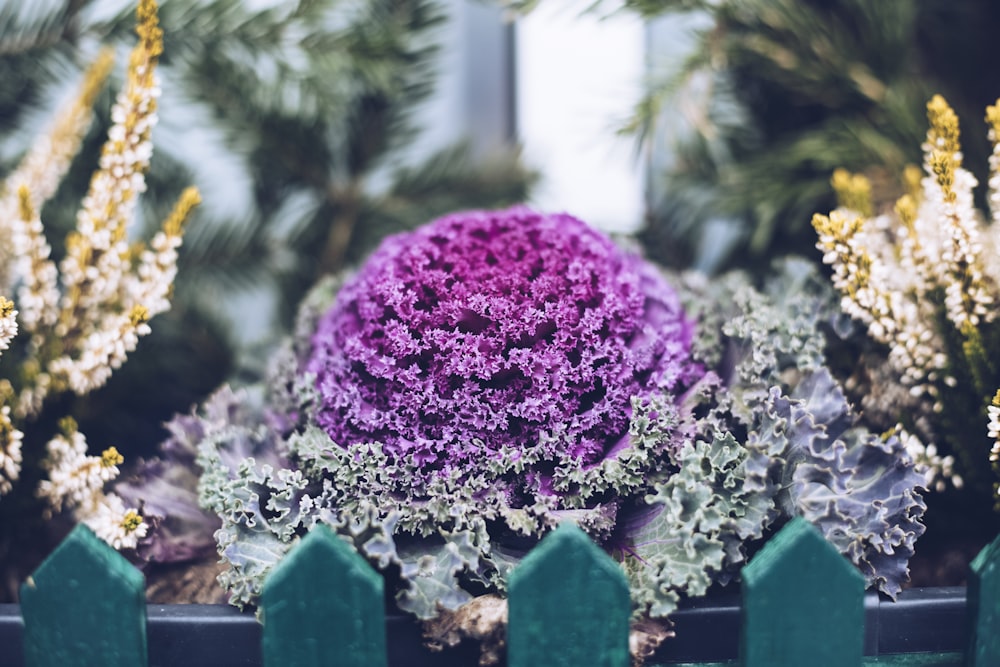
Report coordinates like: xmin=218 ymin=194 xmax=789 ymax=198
xmin=149 ymin=207 xmax=924 ymax=657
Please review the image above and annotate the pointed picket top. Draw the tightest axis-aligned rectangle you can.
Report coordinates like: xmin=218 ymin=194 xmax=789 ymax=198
xmin=740 ymin=516 xmax=864 ymax=667
xmin=507 ymin=522 xmax=630 ymax=667
xmin=20 ymin=523 xmax=147 ymax=667
xmin=967 ymin=532 xmax=1000 ymax=666
xmin=260 ymin=524 xmax=387 ymax=667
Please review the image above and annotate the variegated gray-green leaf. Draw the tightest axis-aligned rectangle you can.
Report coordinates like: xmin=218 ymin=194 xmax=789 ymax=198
xmin=396 ymin=532 xmax=480 ymax=618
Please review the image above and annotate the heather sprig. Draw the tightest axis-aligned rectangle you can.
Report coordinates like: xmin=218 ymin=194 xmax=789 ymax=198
xmin=813 ymin=94 xmax=1000 ymax=502
xmin=0 ymin=0 xmax=195 ymax=553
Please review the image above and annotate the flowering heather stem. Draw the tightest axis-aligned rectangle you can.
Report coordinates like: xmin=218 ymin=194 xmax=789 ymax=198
xmin=0 ymin=405 xmax=21 ymax=495
xmin=814 ymin=94 xmax=1000 ymax=495
xmin=0 ymin=0 xmax=181 ymax=553
xmin=52 ymin=0 xmax=165 ymax=394
xmin=0 ymin=50 xmax=114 ymax=291
xmin=0 ymin=297 xmax=16 ymax=354
xmin=58 ymin=1 xmax=162 ymax=338
xmin=11 ymin=186 xmax=60 ymax=336
xmin=124 ymin=186 xmax=201 ymax=318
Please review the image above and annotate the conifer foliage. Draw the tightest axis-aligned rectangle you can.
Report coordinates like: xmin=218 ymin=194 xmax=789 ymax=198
xmin=601 ymin=0 xmax=1000 ymax=273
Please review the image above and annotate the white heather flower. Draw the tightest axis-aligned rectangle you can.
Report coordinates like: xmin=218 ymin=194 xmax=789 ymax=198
xmin=0 ymin=297 xmax=16 ymax=353
xmin=0 ymin=1 xmax=181 ymax=550
xmin=813 ymin=206 xmax=945 ymax=391
xmin=990 ymin=156 xmax=1000 ymax=225
xmin=989 ymin=406 xmax=1000 ymax=445
xmin=35 ymin=417 xmax=142 ymax=551
xmin=986 ymin=101 xmax=1000 ymax=288
xmin=121 ymin=188 xmax=199 ymax=318
xmin=0 ymin=405 xmax=23 ymax=495
xmin=817 ymin=96 xmax=999 ymax=397
xmin=37 ymin=425 xmax=122 ymax=515
xmin=14 ymin=372 xmax=51 ymax=421
xmin=48 ymin=306 xmax=151 ymax=395
xmin=820 ymin=96 xmax=1000 ymax=497
xmin=57 ymin=11 xmax=162 ymax=352
xmin=80 ymin=493 xmax=148 ymax=550
xmin=921 ymin=164 xmax=995 ymax=329
xmin=988 ymin=392 xmax=1000 ymax=474
xmin=898 ymin=427 xmax=957 ymax=493
xmin=9 ymin=187 xmax=60 ymax=334
xmin=0 ymin=51 xmax=114 ymax=289
xmin=917 ymin=97 xmax=996 ymax=330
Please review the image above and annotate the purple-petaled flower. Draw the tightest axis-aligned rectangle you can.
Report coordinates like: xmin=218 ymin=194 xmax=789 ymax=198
xmin=307 ymin=206 xmax=700 ymax=480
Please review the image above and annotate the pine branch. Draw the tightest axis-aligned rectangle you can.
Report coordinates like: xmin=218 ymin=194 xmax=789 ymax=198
xmin=0 ymin=1 xmax=86 ymax=56
xmin=630 ymin=0 xmax=941 ymax=272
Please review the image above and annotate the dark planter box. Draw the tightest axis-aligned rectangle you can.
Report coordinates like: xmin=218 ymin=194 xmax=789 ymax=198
xmin=0 ymin=586 xmax=967 ymax=666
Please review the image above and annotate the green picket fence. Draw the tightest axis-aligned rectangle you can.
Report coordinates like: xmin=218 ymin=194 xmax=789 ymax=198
xmin=7 ymin=516 xmax=1000 ymax=667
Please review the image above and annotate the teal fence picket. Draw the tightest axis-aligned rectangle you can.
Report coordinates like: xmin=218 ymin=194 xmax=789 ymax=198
xmin=507 ymin=522 xmax=630 ymax=667
xmin=260 ymin=524 xmax=387 ymax=667
xmin=740 ymin=516 xmax=864 ymax=667
xmin=20 ymin=523 xmax=147 ymax=667
xmin=967 ymin=532 xmax=1000 ymax=666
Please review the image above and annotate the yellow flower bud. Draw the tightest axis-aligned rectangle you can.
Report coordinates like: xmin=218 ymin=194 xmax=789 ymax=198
xmin=121 ymin=510 xmax=144 ymax=534
xmin=101 ymin=446 xmax=125 ymax=468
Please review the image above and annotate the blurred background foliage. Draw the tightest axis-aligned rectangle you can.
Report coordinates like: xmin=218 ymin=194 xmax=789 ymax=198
xmin=611 ymin=0 xmax=1000 ymax=274
xmin=0 ymin=0 xmax=534 ymax=455
xmin=14 ymin=0 xmax=1000 ymax=465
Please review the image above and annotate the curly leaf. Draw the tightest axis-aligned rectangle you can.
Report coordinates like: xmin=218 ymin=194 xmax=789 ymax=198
xmin=624 ymin=432 xmax=773 ymax=618
xmin=745 ymin=368 xmax=926 ymax=598
xmin=396 ymin=530 xmax=481 ymax=618
xmin=216 ymin=519 xmax=293 ymax=610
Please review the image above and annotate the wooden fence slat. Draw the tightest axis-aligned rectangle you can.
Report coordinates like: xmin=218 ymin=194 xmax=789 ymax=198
xmin=20 ymin=523 xmax=147 ymax=667
xmin=967 ymin=532 xmax=1000 ymax=666
xmin=507 ymin=522 xmax=630 ymax=667
xmin=740 ymin=516 xmax=864 ymax=667
xmin=260 ymin=524 xmax=387 ymax=667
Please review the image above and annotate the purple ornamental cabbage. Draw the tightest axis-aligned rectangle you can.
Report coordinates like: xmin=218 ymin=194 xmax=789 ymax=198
xmin=306 ymin=206 xmax=701 ymax=483
xmin=172 ymin=212 xmax=922 ymax=622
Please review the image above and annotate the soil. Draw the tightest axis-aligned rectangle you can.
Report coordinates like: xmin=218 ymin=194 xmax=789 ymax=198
xmin=144 ymin=558 xmax=229 ymax=604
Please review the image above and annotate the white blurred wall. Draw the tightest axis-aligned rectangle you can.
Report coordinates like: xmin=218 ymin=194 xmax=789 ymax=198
xmin=398 ymin=0 xmax=649 ymax=235
xmin=404 ymin=0 xmax=515 ymax=163
xmin=515 ymin=1 xmax=646 ymax=234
